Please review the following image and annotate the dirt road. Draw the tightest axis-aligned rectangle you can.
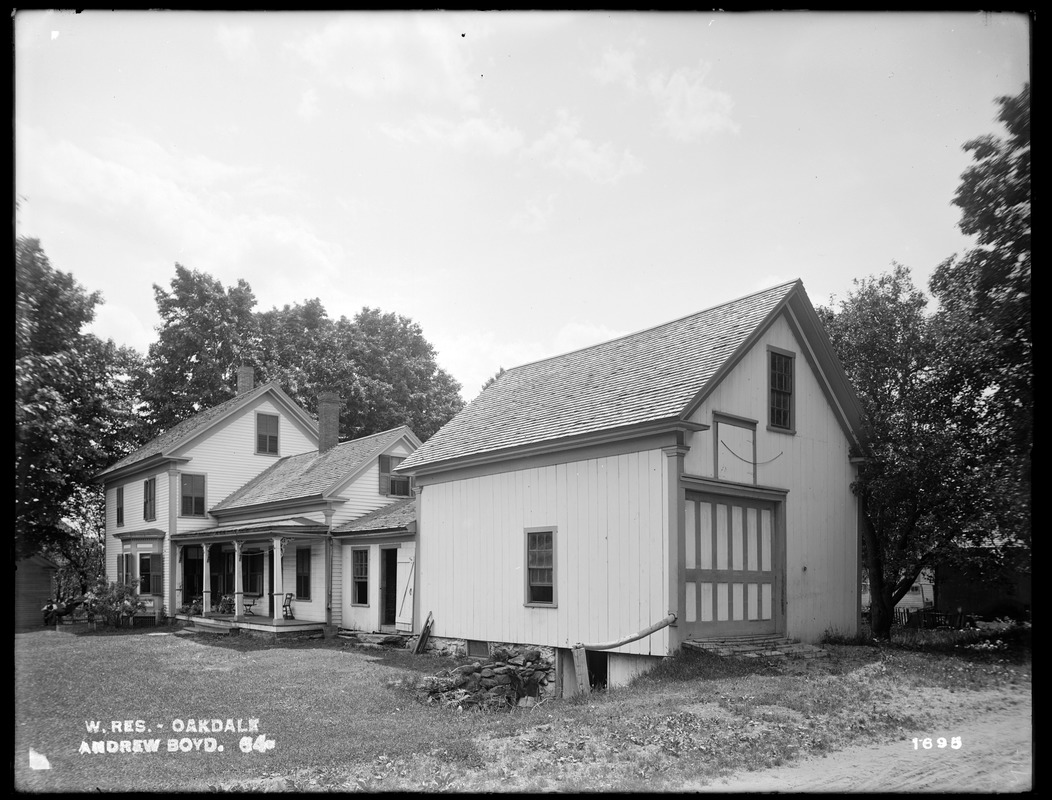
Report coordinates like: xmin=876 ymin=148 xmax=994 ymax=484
xmin=704 ymin=695 xmax=1032 ymax=793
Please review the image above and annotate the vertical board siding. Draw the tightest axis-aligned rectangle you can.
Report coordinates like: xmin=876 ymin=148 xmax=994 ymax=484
xmin=681 ymin=312 xmax=858 ymax=641
xmin=419 ymin=448 xmax=671 ymax=656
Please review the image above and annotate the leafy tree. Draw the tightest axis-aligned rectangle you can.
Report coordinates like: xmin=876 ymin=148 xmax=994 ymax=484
xmin=139 ymin=268 xmax=465 ymax=443
xmin=819 ymin=266 xmax=993 ymax=640
xmin=254 ymin=299 xmax=354 ymax=418
xmin=338 ymin=308 xmax=465 ymax=441
xmin=15 ymin=237 xmax=145 ymax=560
xmin=136 ymin=264 xmax=260 ymax=434
xmin=929 ymin=83 xmax=1031 ymax=547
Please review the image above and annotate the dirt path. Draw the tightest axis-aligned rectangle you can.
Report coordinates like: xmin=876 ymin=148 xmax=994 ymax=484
xmin=703 ymin=696 xmax=1032 ymax=793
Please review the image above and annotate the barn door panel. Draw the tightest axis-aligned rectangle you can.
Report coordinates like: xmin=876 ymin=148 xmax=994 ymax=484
xmin=683 ymin=493 xmax=782 ymax=637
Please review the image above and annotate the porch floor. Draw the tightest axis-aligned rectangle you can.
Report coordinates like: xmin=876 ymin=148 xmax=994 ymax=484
xmin=683 ymin=634 xmax=829 ymax=659
xmin=174 ymin=612 xmax=325 ymax=637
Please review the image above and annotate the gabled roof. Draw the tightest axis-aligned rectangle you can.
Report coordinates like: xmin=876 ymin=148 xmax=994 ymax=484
xmin=399 ymin=280 xmax=864 ymax=474
xmin=211 ymin=426 xmax=420 ymax=514
xmin=94 ymin=382 xmax=317 ymax=483
xmin=333 ymin=497 xmax=415 ymax=535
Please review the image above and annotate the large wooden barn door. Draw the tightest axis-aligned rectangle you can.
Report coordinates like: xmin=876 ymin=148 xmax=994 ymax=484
xmin=682 ymin=492 xmax=784 ymax=637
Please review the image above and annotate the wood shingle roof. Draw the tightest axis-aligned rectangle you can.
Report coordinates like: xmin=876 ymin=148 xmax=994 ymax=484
xmin=398 ymin=281 xmax=809 ymax=472
xmin=211 ymin=426 xmax=416 ymax=512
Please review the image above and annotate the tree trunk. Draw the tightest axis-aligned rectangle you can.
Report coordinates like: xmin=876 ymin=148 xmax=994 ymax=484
xmin=869 ymin=597 xmax=893 ymax=640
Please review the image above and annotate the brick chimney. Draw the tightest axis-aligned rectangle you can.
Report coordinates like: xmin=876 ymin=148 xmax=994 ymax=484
xmin=317 ymin=392 xmax=341 ymax=454
xmin=237 ymin=366 xmax=255 ymax=395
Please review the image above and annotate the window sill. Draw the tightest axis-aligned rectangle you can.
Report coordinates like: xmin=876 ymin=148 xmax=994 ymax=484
xmin=524 ymin=602 xmax=557 ymax=609
xmin=766 ymin=425 xmax=796 ymax=436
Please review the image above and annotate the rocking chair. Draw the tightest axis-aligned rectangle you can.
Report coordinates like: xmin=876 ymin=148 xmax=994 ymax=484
xmin=282 ymin=593 xmax=295 ymax=620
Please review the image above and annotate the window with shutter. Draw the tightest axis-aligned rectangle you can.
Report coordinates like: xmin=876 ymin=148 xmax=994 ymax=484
xmin=139 ymin=553 xmax=163 ymax=595
xmin=116 ymin=487 xmax=124 ymax=527
xmin=379 ymin=455 xmax=410 ymax=497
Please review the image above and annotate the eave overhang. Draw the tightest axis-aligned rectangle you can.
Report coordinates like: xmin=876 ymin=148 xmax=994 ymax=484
xmin=332 ymin=525 xmax=416 ymax=541
xmin=93 ymin=454 xmax=190 ymax=486
xmin=399 ymin=416 xmax=709 ymax=478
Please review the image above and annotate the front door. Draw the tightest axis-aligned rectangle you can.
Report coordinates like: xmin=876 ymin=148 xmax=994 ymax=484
xmin=682 ymin=492 xmax=784 ymax=637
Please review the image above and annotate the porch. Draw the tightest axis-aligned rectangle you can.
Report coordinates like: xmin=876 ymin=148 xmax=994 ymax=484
xmin=174 ymin=611 xmax=326 ymax=637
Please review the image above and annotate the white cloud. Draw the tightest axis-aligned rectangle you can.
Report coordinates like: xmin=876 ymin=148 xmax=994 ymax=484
xmin=591 ymin=45 xmax=639 ymax=91
xmin=216 ymin=22 xmax=254 ymax=61
xmin=525 ymin=111 xmax=643 ymax=184
xmin=285 ymin=14 xmax=480 ymax=112
xmin=380 ymin=113 xmax=524 ymax=155
xmin=297 ymin=87 xmax=320 ymax=120
xmin=510 ymin=193 xmax=558 ymax=233
xmin=648 ymin=62 xmax=739 ymax=140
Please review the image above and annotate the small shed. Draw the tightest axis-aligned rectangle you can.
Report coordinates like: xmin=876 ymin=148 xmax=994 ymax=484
xmin=15 ymin=555 xmax=59 ymax=630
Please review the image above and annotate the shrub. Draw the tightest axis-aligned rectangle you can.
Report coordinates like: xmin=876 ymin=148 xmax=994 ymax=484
xmin=84 ymin=580 xmax=146 ymax=628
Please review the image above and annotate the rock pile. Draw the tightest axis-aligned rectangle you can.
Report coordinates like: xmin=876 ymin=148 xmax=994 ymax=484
xmin=417 ymin=648 xmax=555 ymax=710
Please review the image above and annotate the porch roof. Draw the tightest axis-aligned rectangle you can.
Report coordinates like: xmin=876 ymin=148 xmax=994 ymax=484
xmin=332 ymin=497 xmax=415 ymax=536
xmin=171 ymin=516 xmax=329 ymax=541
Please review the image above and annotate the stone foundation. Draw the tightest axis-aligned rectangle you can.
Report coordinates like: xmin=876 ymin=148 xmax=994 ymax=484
xmin=416 ymin=638 xmax=557 ymax=710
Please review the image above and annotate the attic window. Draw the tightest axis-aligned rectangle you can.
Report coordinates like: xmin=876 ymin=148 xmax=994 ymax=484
xmin=768 ymin=348 xmax=795 ymax=432
xmin=257 ymin=413 xmax=279 ymax=455
xmin=379 ymin=455 xmax=411 ymax=497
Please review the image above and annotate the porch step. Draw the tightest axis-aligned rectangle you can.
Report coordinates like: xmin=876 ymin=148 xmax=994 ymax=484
xmin=683 ymin=635 xmax=829 ymax=659
xmin=177 ymin=620 xmax=239 ymax=636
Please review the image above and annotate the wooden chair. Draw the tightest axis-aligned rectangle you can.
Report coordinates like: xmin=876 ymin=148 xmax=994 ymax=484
xmin=282 ymin=593 xmax=295 ymax=620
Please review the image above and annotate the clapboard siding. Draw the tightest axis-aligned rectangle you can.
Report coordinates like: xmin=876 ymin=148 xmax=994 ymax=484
xmin=418 ymin=448 xmax=670 ymax=656
xmin=684 ymin=312 xmax=858 ymax=641
xmin=171 ymin=397 xmax=317 ymax=534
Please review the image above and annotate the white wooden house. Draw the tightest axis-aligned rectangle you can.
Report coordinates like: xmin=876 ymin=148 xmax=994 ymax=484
xmin=94 ymin=367 xmax=420 ymax=634
xmin=396 ymin=280 xmax=866 ymax=690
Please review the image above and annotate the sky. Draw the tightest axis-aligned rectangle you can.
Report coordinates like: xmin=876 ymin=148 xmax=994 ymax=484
xmin=15 ymin=10 xmax=1031 ymax=403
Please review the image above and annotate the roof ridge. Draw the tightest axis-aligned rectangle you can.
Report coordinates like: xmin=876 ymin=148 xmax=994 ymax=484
xmin=505 ymin=280 xmax=800 ymax=373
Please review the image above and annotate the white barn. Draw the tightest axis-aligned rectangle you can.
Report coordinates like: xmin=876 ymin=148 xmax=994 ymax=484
xmin=397 ymin=280 xmax=866 ymax=691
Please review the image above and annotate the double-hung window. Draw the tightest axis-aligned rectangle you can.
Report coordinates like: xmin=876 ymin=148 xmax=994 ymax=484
xmin=257 ymin=413 xmax=279 ymax=455
xmin=116 ymin=487 xmax=124 ymax=527
xmin=768 ymin=348 xmax=795 ymax=432
xmin=351 ymin=549 xmax=369 ymax=605
xmin=525 ymin=528 xmax=556 ymax=606
xmin=181 ymin=474 xmax=206 ymax=517
xmin=143 ymin=477 xmax=156 ymax=521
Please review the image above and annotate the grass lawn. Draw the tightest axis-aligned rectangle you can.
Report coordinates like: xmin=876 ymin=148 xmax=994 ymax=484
xmin=14 ymin=623 xmax=1031 ymax=792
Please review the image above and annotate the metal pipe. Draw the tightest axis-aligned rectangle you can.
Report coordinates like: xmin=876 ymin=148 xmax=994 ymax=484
xmin=574 ymin=612 xmax=677 ymax=651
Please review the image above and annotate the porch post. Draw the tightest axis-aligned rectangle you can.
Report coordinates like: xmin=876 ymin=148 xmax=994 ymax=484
xmin=175 ymin=544 xmax=183 ymax=612
xmin=201 ymin=543 xmax=211 ymax=617
xmin=272 ymin=536 xmax=285 ymax=618
xmin=233 ymin=540 xmax=244 ymax=617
